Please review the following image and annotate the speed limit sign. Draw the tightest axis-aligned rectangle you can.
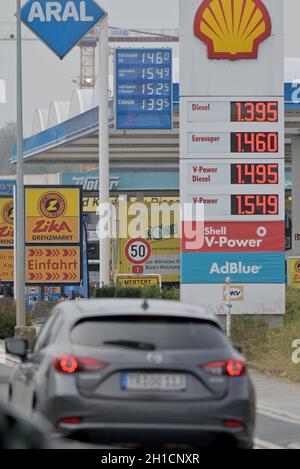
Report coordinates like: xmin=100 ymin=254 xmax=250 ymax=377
xmin=125 ymin=238 xmax=152 ymax=265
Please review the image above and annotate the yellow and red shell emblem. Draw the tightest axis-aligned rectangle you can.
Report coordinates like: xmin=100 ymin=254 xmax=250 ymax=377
xmin=194 ymin=0 xmax=272 ymax=60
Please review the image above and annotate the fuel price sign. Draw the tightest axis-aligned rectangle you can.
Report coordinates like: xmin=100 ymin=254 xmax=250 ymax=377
xmin=115 ymin=48 xmax=172 ymax=130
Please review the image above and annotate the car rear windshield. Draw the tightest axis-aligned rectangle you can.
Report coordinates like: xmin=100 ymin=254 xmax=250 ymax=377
xmin=70 ymin=316 xmax=228 ymax=350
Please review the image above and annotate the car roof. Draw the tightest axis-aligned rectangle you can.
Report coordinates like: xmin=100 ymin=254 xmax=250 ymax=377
xmin=53 ymin=299 xmax=221 ymax=327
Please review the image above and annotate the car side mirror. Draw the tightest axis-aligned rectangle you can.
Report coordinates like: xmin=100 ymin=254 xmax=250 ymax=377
xmin=5 ymin=338 xmax=28 ymax=361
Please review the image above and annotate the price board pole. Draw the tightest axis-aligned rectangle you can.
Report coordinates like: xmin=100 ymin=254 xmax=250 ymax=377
xmin=16 ymin=0 xmax=26 ymax=327
xmin=99 ymin=14 xmax=110 ymax=286
xmin=225 ymin=277 xmax=232 ymax=337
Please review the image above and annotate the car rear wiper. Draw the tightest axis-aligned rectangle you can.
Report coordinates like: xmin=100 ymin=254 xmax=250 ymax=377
xmin=103 ymin=340 xmax=156 ymax=351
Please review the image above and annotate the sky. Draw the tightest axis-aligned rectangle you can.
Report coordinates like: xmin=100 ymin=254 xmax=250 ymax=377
xmin=0 ymin=0 xmax=299 ymax=134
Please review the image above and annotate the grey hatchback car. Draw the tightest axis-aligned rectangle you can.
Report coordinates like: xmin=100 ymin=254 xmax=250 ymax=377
xmin=7 ymin=299 xmax=255 ymax=448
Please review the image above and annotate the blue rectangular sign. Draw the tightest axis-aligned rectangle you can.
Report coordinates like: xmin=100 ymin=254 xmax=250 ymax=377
xmin=181 ymin=252 xmax=286 ymax=284
xmin=115 ymin=48 xmax=173 ymax=130
xmin=0 ymin=180 xmax=15 ymax=197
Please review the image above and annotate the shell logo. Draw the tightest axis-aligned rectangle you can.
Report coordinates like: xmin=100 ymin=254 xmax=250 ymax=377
xmin=194 ymin=0 xmax=272 ymax=60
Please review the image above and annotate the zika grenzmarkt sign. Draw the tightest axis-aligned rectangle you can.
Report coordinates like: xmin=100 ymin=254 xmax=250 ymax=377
xmin=25 ymin=186 xmax=82 ymax=286
xmin=21 ymin=0 xmax=106 ymax=59
xmin=0 ymin=198 xmax=14 ymax=247
xmin=25 ymin=187 xmax=81 ymax=244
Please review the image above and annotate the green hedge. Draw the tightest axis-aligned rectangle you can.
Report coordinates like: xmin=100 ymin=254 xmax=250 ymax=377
xmin=94 ymin=285 xmax=180 ymax=300
xmin=0 ymin=299 xmax=32 ymax=340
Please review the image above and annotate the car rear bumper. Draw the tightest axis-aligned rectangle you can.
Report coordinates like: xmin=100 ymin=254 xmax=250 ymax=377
xmin=42 ymin=395 xmax=254 ymax=448
xmin=59 ymin=422 xmax=252 ymax=448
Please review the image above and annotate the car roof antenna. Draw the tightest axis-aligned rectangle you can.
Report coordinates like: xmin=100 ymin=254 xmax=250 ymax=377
xmin=141 ymin=299 xmax=149 ymax=311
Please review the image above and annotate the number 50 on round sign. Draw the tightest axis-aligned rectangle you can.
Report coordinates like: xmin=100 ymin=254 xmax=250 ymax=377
xmin=125 ymin=239 xmax=152 ymax=265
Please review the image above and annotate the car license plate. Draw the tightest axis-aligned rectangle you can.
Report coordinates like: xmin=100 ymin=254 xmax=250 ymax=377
xmin=121 ymin=373 xmax=187 ymax=391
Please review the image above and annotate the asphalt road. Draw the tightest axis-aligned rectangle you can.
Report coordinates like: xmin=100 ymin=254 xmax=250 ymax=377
xmin=1 ymin=364 xmax=300 ymax=449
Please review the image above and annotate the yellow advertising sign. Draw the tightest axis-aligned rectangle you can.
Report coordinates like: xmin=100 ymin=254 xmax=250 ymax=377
xmin=115 ymin=275 xmax=161 ymax=288
xmin=111 ymin=200 xmax=180 ymax=283
xmin=112 ymin=238 xmax=180 ymax=283
xmin=0 ymin=249 xmax=14 ymax=282
xmin=26 ymin=246 xmax=81 ymax=285
xmin=83 ymin=196 xmax=137 ymax=213
xmin=288 ymin=257 xmax=300 ymax=289
xmin=0 ymin=198 xmax=14 ymax=247
xmin=83 ymin=196 xmax=99 ymax=213
xmin=25 ymin=187 xmax=81 ymax=244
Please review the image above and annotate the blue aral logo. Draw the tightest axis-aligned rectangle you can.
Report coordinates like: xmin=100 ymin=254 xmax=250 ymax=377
xmin=21 ymin=0 xmax=106 ymax=59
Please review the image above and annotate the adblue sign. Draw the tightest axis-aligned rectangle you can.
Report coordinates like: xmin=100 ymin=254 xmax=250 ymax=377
xmin=21 ymin=0 xmax=106 ymax=59
xmin=181 ymin=252 xmax=285 ymax=284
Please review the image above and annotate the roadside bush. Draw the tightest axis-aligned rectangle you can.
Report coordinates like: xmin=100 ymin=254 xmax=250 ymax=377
xmin=93 ymin=285 xmax=180 ymax=300
xmin=231 ymin=288 xmax=300 ymax=382
xmin=231 ymin=316 xmax=272 ymax=361
xmin=284 ymin=287 xmax=300 ymax=324
xmin=115 ymin=287 xmax=143 ymax=298
xmin=94 ymin=285 xmax=117 ymax=298
xmin=0 ymin=300 xmax=16 ymax=340
xmin=0 ymin=299 xmax=32 ymax=340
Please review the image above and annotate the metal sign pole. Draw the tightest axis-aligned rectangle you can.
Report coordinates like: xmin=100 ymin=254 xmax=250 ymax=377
xmin=16 ymin=0 xmax=26 ymax=327
xmin=226 ymin=277 xmax=232 ymax=337
xmin=99 ymin=14 xmax=110 ymax=287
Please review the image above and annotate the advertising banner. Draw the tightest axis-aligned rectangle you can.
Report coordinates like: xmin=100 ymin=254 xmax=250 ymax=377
xmin=0 ymin=198 xmax=14 ymax=247
xmin=25 ymin=187 xmax=81 ymax=244
xmin=26 ymin=246 xmax=81 ymax=285
xmin=0 ymin=249 xmax=14 ymax=283
xmin=287 ymin=257 xmax=300 ymax=289
xmin=181 ymin=252 xmax=286 ymax=285
xmin=181 ymin=221 xmax=285 ymax=252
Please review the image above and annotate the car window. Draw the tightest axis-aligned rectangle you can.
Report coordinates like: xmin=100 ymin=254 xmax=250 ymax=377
xmin=70 ymin=316 xmax=228 ymax=350
xmin=34 ymin=313 xmax=60 ymax=353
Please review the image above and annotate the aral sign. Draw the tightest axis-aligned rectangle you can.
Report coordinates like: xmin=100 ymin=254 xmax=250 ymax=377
xmin=21 ymin=0 xmax=106 ymax=59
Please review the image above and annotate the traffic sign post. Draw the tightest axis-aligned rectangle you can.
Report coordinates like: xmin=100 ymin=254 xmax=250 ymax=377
xmin=98 ymin=13 xmax=110 ymax=287
xmin=16 ymin=1 xmax=107 ymax=330
xmin=16 ymin=0 xmax=26 ymax=328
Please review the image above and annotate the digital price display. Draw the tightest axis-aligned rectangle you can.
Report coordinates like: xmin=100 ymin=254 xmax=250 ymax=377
xmin=231 ymin=101 xmax=278 ymax=122
xmin=231 ymin=132 xmax=278 ymax=153
xmin=231 ymin=194 xmax=279 ymax=216
xmin=115 ymin=49 xmax=172 ymax=129
xmin=231 ymin=163 xmax=279 ymax=185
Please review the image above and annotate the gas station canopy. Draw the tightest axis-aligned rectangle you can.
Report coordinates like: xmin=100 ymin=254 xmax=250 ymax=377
xmin=11 ymin=59 xmax=300 ymax=164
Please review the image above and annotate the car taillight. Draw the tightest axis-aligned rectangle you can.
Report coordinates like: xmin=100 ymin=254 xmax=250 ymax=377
xmin=58 ymin=417 xmax=81 ymax=425
xmin=53 ymin=356 xmax=107 ymax=374
xmin=201 ymin=360 xmax=246 ymax=377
